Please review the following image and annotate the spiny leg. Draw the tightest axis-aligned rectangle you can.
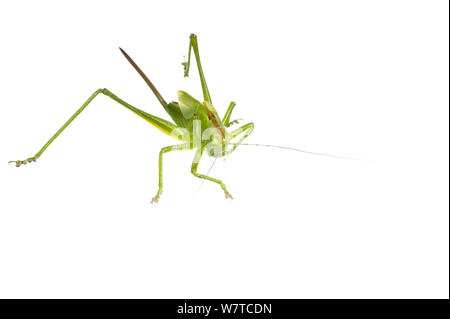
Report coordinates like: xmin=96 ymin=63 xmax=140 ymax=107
xmin=222 ymin=101 xmax=241 ymax=127
xmin=182 ymin=33 xmax=213 ymax=105
xmin=222 ymin=101 xmax=236 ymax=127
xmin=227 ymin=122 xmax=255 ymax=154
xmin=183 ymin=35 xmax=240 ymax=126
xmin=190 ymin=148 xmax=233 ymax=199
xmin=9 ymin=88 xmax=179 ymax=167
xmin=9 ymin=89 xmax=101 ymax=167
xmin=152 ymin=143 xmax=191 ymax=204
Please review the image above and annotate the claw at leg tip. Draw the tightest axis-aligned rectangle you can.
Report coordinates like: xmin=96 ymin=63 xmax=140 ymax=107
xmin=8 ymin=160 xmax=21 ymax=167
xmin=151 ymin=196 xmax=159 ymax=204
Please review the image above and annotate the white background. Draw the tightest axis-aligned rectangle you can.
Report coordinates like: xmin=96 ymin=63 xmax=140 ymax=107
xmin=0 ymin=1 xmax=448 ymax=298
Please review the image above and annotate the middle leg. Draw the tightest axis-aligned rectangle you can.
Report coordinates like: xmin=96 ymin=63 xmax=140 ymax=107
xmin=190 ymin=148 xmax=233 ymax=199
xmin=152 ymin=143 xmax=191 ymax=203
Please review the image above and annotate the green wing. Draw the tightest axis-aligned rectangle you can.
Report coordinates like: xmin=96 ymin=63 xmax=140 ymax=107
xmin=163 ymin=90 xmax=202 ymax=128
xmin=178 ymin=90 xmax=202 ymax=119
xmin=164 ymin=101 xmax=189 ymax=128
xmin=177 ymin=91 xmax=211 ymax=131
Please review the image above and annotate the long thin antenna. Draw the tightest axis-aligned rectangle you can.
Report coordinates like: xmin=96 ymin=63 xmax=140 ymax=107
xmin=229 ymin=142 xmax=366 ymax=161
xmin=119 ymin=47 xmax=168 ymax=107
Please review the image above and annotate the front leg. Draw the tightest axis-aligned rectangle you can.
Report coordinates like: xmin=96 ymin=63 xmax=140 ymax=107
xmin=190 ymin=148 xmax=233 ymax=199
xmin=227 ymin=122 xmax=255 ymax=154
xmin=222 ymin=101 xmax=238 ymax=127
xmin=152 ymin=143 xmax=191 ymax=204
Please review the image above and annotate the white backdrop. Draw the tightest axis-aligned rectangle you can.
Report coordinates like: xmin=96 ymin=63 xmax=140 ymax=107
xmin=0 ymin=1 xmax=448 ymax=298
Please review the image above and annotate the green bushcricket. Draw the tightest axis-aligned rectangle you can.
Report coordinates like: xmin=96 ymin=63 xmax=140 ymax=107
xmin=10 ymin=33 xmax=355 ymax=203
xmin=9 ymin=34 xmax=254 ymax=203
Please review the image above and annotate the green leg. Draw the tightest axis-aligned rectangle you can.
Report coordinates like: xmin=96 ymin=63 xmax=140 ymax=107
xmin=182 ymin=33 xmax=213 ymax=105
xmin=190 ymin=148 xmax=233 ymax=199
xmin=152 ymin=143 xmax=191 ymax=204
xmin=9 ymin=88 xmax=180 ymax=167
xmin=222 ymin=101 xmax=238 ymax=127
xmin=227 ymin=122 xmax=255 ymax=153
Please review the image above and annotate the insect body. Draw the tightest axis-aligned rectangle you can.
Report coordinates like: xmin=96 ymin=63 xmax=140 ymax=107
xmin=9 ymin=34 xmax=254 ymax=203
